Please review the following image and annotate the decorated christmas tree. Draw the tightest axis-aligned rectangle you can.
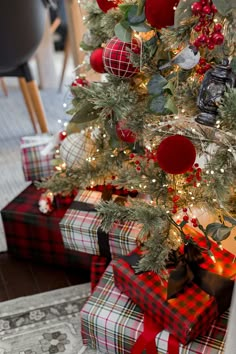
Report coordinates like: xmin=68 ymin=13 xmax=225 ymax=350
xmin=38 ymin=0 xmax=236 ymax=273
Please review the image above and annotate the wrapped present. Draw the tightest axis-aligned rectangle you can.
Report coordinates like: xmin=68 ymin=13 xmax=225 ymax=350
xmin=60 ymin=189 xmax=141 ymax=258
xmin=90 ymin=255 xmax=110 ymax=291
xmin=112 ymin=235 xmax=236 ymax=349
xmin=20 ymin=134 xmax=57 ymax=181
xmin=81 ymin=264 xmax=229 ymax=354
xmin=1 ymin=184 xmax=92 ymax=270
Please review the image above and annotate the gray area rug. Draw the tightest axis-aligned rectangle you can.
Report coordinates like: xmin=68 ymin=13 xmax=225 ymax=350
xmin=0 ymin=81 xmax=72 ymax=252
xmin=0 ymin=282 xmax=96 ymax=354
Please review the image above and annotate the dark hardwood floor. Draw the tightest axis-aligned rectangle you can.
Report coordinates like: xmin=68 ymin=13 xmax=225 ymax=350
xmin=0 ymin=252 xmax=90 ymax=301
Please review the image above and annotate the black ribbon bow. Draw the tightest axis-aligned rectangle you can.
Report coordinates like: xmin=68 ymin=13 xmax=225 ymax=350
xmin=167 ymin=243 xmax=234 ymax=314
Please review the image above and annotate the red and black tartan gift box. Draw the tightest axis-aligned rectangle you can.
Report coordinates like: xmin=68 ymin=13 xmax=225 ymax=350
xmin=60 ymin=189 xmax=141 ymax=258
xmin=1 ymin=184 xmax=92 ymax=270
xmin=113 ymin=233 xmax=236 ymax=348
xmin=81 ymin=264 xmax=230 ymax=353
xmin=21 ymin=135 xmax=56 ymax=181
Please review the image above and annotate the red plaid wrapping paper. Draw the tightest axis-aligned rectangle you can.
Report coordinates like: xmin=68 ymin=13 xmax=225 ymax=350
xmin=90 ymin=255 xmax=110 ymax=291
xmin=112 ymin=238 xmax=236 ymax=346
xmin=81 ymin=265 xmax=228 ymax=353
xmin=21 ymin=135 xmax=56 ymax=181
xmin=60 ymin=190 xmax=141 ymax=258
xmin=1 ymin=184 xmax=92 ymax=269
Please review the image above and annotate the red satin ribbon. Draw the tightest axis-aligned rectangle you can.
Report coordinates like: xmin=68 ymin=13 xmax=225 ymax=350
xmin=131 ymin=313 xmax=179 ymax=354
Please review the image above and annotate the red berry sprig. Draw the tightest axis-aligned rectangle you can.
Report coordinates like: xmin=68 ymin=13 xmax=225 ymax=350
xmin=167 ymin=187 xmax=181 ymax=214
xmin=181 ymin=208 xmax=199 ymax=227
xmin=129 ymin=153 xmax=142 ymax=172
xmin=185 ymin=163 xmax=202 ymax=187
xmin=196 ymin=57 xmax=212 ymax=75
xmin=191 ymin=0 xmax=224 ymax=51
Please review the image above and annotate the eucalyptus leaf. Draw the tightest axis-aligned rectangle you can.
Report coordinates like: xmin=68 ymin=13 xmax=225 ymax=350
xmin=66 ymin=121 xmax=91 ymax=133
xmin=144 ymin=35 xmax=158 ymax=57
xmin=147 ymin=74 xmax=167 ymax=95
xmin=128 ymin=5 xmax=145 ymax=25
xmin=115 ymin=22 xmax=132 ymax=42
xmin=223 ymin=215 xmax=236 ymax=226
xmin=104 ymin=119 xmax=117 ymax=139
xmin=130 ymin=22 xmax=152 ymax=33
xmin=109 ymin=136 xmax=122 ymax=149
xmin=164 ymin=96 xmax=178 ymax=114
xmin=70 ymin=104 xmax=99 ymax=124
xmin=137 ymin=0 xmax=146 ymax=15
xmin=149 ymin=95 xmax=167 ymax=114
xmin=119 ymin=4 xmax=133 ymax=16
xmin=212 ymin=0 xmax=235 ymax=16
xmin=174 ymin=0 xmax=196 ymax=27
xmin=163 ymin=81 xmax=175 ymax=95
xmin=205 ymin=222 xmax=233 ymax=242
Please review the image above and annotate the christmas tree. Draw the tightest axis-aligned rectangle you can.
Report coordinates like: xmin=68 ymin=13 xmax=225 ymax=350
xmin=38 ymin=0 xmax=236 ymax=273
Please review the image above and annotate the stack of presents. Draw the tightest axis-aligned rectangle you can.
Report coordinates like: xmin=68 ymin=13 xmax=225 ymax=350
xmin=1 ymin=134 xmax=236 ymax=353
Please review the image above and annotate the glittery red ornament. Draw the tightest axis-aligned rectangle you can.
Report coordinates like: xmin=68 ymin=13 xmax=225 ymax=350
xmin=96 ymin=0 xmax=119 ymax=13
xmin=59 ymin=131 xmax=67 ymax=141
xmin=145 ymin=0 xmax=179 ymax=29
xmin=71 ymin=76 xmax=89 ymax=87
xmin=116 ymin=120 xmax=137 ymax=143
xmin=103 ymin=37 xmax=140 ymax=78
xmin=156 ymin=135 xmax=196 ymax=174
xmin=90 ymin=47 xmax=106 ymax=74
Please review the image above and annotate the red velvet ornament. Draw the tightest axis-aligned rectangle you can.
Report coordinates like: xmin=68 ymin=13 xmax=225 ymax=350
xmin=90 ymin=47 xmax=106 ymax=74
xmin=96 ymin=0 xmax=119 ymax=13
xmin=116 ymin=120 xmax=137 ymax=143
xmin=145 ymin=0 xmax=179 ymax=29
xmin=103 ymin=37 xmax=140 ymax=78
xmin=156 ymin=135 xmax=196 ymax=174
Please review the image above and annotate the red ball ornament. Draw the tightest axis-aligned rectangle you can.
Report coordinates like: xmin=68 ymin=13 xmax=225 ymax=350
xmin=90 ymin=47 xmax=106 ymax=74
xmin=96 ymin=0 xmax=119 ymax=13
xmin=116 ymin=120 xmax=137 ymax=143
xmin=145 ymin=0 xmax=180 ymax=29
xmin=103 ymin=37 xmax=140 ymax=78
xmin=71 ymin=76 xmax=89 ymax=87
xmin=156 ymin=135 xmax=196 ymax=174
xmin=59 ymin=131 xmax=67 ymax=141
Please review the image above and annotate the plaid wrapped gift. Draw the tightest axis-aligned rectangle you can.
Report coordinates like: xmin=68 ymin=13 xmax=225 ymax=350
xmin=90 ymin=255 xmax=110 ymax=291
xmin=81 ymin=264 xmax=229 ymax=354
xmin=60 ymin=189 xmax=141 ymax=258
xmin=1 ymin=184 xmax=92 ymax=269
xmin=112 ymin=236 xmax=236 ymax=348
xmin=21 ymin=135 xmax=56 ymax=181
